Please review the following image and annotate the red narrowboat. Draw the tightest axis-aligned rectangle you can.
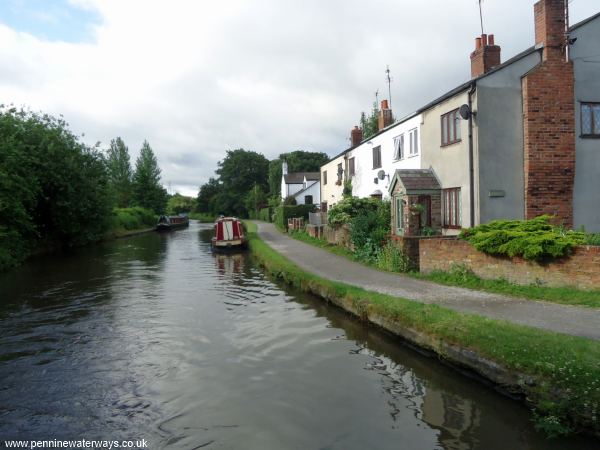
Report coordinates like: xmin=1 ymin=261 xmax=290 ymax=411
xmin=156 ymin=214 xmax=190 ymax=232
xmin=211 ymin=217 xmax=247 ymax=250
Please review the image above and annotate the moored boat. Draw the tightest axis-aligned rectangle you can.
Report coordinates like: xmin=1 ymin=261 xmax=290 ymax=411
xmin=211 ymin=216 xmax=247 ymax=251
xmin=156 ymin=214 xmax=190 ymax=231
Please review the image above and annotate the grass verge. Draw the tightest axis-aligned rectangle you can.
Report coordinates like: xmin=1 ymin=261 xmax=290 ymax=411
xmin=106 ymin=207 xmax=157 ymax=238
xmin=288 ymin=228 xmax=600 ymax=309
xmin=188 ymin=212 xmax=215 ymax=222
xmin=245 ymin=221 xmax=600 ymax=438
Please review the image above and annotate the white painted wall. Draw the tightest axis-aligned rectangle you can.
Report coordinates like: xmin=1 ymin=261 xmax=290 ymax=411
xmin=293 ymin=180 xmax=320 ymax=205
xmin=320 ymin=153 xmax=345 ymax=209
xmin=350 ymin=114 xmax=422 ymax=200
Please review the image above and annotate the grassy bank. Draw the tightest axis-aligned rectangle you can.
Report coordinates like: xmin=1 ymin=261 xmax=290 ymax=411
xmin=246 ymin=222 xmax=600 ymax=438
xmin=188 ymin=212 xmax=215 ymax=223
xmin=106 ymin=207 xmax=157 ymax=238
xmin=288 ymin=229 xmax=600 ymax=309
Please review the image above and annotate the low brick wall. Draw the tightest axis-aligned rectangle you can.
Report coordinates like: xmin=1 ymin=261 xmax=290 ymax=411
xmin=420 ymin=238 xmax=600 ymax=290
xmin=323 ymin=225 xmax=352 ymax=250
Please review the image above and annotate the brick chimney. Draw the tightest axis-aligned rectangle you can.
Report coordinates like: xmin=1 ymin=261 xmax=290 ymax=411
xmin=350 ymin=126 xmax=363 ymax=147
xmin=522 ymin=0 xmax=575 ymax=227
xmin=470 ymin=33 xmax=501 ymax=78
xmin=378 ymin=99 xmax=393 ymax=131
xmin=535 ymin=0 xmax=567 ymax=61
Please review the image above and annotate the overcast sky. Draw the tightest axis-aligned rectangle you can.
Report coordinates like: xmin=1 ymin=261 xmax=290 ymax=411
xmin=1 ymin=0 xmax=597 ymax=196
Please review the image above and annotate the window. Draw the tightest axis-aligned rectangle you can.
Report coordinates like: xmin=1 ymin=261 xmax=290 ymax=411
xmin=409 ymin=128 xmax=419 ymax=156
xmin=443 ymin=188 xmax=461 ymax=228
xmin=349 ymin=157 xmax=355 ymax=176
xmin=441 ymin=109 xmax=461 ymax=146
xmin=393 ymin=134 xmax=404 ymax=160
xmin=304 ymin=195 xmax=313 ymax=204
xmin=323 ymin=171 xmax=327 ymax=185
xmin=395 ymin=196 xmax=404 ymax=233
xmin=372 ymin=146 xmax=382 ymax=169
xmin=581 ymin=102 xmax=600 ymax=137
xmin=337 ymin=163 xmax=343 ymax=182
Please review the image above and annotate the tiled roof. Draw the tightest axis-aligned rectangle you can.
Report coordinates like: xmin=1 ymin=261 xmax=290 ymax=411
xmin=284 ymin=172 xmax=320 ymax=184
xmin=393 ymin=169 xmax=441 ymax=191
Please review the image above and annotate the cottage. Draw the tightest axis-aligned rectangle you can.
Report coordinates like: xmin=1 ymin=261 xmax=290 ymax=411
xmin=280 ymin=161 xmax=320 ymax=206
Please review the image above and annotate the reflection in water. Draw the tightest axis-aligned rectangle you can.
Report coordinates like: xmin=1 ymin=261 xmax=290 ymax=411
xmin=0 ymin=222 xmax=596 ymax=449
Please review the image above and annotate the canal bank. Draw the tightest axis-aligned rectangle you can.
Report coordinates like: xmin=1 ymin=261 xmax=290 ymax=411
xmin=246 ymin=221 xmax=600 ymax=438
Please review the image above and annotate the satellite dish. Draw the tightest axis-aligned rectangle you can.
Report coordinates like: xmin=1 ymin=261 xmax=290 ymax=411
xmin=459 ymin=104 xmax=472 ymax=120
xmin=377 ymin=170 xmax=386 ymax=180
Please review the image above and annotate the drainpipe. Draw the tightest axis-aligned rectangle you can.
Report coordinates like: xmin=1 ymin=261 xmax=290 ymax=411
xmin=468 ymin=82 xmax=476 ymax=228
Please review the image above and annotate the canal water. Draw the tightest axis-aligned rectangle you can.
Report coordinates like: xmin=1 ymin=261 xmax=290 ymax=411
xmin=0 ymin=222 xmax=596 ymax=450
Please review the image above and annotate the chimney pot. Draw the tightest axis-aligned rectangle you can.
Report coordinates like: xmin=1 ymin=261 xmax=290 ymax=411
xmin=481 ymin=33 xmax=488 ymax=46
xmin=475 ymin=37 xmax=482 ymax=50
xmin=488 ymin=34 xmax=495 ymax=45
xmin=381 ymin=99 xmax=389 ymax=110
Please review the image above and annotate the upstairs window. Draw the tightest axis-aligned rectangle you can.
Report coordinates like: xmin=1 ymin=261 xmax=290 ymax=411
xmin=349 ymin=157 xmax=356 ymax=176
xmin=372 ymin=146 xmax=382 ymax=169
xmin=337 ymin=163 xmax=343 ymax=182
xmin=441 ymin=109 xmax=461 ymax=146
xmin=323 ymin=170 xmax=327 ymax=185
xmin=409 ymin=128 xmax=419 ymax=156
xmin=581 ymin=102 xmax=600 ymax=137
xmin=304 ymin=195 xmax=313 ymax=204
xmin=393 ymin=134 xmax=404 ymax=160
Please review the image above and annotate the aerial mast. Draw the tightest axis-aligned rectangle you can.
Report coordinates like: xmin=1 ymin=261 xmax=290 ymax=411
xmin=385 ymin=65 xmax=393 ymax=110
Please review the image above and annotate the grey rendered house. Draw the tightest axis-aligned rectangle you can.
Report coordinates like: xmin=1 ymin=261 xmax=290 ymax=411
xmin=390 ymin=0 xmax=600 ymax=237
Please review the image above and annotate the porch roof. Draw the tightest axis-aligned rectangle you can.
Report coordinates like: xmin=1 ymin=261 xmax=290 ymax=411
xmin=389 ymin=169 xmax=441 ymax=194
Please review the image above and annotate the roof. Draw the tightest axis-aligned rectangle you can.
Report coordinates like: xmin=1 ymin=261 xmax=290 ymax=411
xmin=324 ymin=45 xmax=541 ymax=166
xmin=389 ymin=169 xmax=441 ymax=193
xmin=284 ymin=172 xmax=320 ymax=184
xmin=291 ymin=180 xmax=319 ymax=198
xmin=570 ymin=11 xmax=600 ymax=31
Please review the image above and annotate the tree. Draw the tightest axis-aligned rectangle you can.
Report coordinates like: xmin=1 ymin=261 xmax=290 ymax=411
xmin=268 ymin=150 xmax=329 ymax=198
xmin=166 ymin=193 xmax=195 ymax=215
xmin=360 ymin=102 xmax=380 ymax=140
xmin=0 ymin=107 xmax=111 ymax=269
xmin=215 ymin=149 xmax=269 ymax=216
xmin=132 ymin=140 xmax=167 ymax=214
xmin=106 ymin=137 xmax=132 ymax=207
xmin=244 ymin=184 xmax=268 ymax=217
xmin=196 ymin=177 xmax=220 ymax=213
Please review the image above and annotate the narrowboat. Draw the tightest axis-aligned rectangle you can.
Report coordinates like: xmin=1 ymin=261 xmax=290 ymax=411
xmin=156 ymin=214 xmax=190 ymax=231
xmin=211 ymin=216 xmax=247 ymax=251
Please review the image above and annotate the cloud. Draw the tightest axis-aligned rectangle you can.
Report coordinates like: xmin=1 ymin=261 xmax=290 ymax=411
xmin=0 ymin=0 xmax=598 ymax=196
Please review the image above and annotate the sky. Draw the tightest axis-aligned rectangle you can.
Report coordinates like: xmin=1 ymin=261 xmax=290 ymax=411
xmin=0 ymin=0 xmax=598 ymax=196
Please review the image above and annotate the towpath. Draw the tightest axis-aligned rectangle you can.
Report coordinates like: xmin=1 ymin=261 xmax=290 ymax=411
xmin=254 ymin=221 xmax=600 ymax=341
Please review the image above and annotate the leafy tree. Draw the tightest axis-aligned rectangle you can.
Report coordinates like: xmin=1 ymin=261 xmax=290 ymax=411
xmin=268 ymin=150 xmax=329 ymax=197
xmin=106 ymin=137 xmax=132 ymax=207
xmin=132 ymin=140 xmax=167 ymax=214
xmin=215 ymin=148 xmax=269 ymax=216
xmin=360 ymin=102 xmax=380 ymax=140
xmin=0 ymin=107 xmax=111 ymax=269
xmin=196 ymin=177 xmax=220 ymax=213
xmin=244 ymin=184 xmax=268 ymax=217
xmin=166 ymin=193 xmax=195 ymax=215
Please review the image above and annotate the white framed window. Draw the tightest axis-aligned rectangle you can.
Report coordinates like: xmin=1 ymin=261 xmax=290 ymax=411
xmin=441 ymin=110 xmax=461 ymax=146
xmin=409 ymin=128 xmax=419 ymax=156
xmin=395 ymin=196 xmax=404 ymax=233
xmin=443 ymin=188 xmax=461 ymax=228
xmin=393 ymin=134 xmax=404 ymax=160
xmin=581 ymin=102 xmax=600 ymax=137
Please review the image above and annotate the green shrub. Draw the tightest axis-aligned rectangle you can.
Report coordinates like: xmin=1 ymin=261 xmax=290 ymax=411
xmin=274 ymin=204 xmax=316 ymax=230
xmin=585 ymin=233 xmax=600 ymax=246
xmin=376 ymin=241 xmax=411 ymax=272
xmin=328 ymin=196 xmax=381 ymax=227
xmin=259 ymin=207 xmax=272 ymax=222
xmin=460 ymin=216 xmax=586 ymax=261
xmin=112 ymin=207 xmax=156 ymax=231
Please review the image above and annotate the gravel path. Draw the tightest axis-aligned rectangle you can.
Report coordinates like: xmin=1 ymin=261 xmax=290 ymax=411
xmin=254 ymin=221 xmax=600 ymax=340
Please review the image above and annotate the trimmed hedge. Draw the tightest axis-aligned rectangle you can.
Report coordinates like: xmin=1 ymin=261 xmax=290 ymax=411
xmin=274 ymin=204 xmax=316 ymax=230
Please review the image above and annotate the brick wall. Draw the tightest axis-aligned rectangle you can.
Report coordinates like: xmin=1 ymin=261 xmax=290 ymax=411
xmin=522 ymin=0 xmax=575 ymax=228
xmin=420 ymin=238 xmax=600 ymax=290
